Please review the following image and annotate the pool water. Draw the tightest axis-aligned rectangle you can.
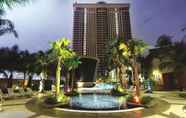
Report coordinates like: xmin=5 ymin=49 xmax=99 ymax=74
xmin=70 ymin=94 xmax=126 ymax=110
xmin=94 ymin=83 xmax=115 ymax=90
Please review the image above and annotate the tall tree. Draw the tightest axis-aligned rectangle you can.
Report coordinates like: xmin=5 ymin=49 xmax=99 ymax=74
xmin=156 ymin=34 xmax=172 ymax=47
xmin=35 ymin=51 xmax=50 ymax=92
xmin=119 ymin=39 xmax=148 ymax=96
xmin=159 ymin=40 xmax=186 ymax=90
xmin=106 ymin=37 xmax=129 ymax=88
xmin=49 ymin=38 xmax=75 ymax=99
xmin=64 ymin=56 xmax=81 ymax=91
xmin=0 ymin=45 xmax=20 ymax=87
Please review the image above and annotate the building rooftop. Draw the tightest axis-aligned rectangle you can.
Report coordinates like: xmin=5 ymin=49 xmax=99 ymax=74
xmin=73 ymin=2 xmax=130 ymax=8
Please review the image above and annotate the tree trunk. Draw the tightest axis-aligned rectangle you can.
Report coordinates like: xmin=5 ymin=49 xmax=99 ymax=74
xmin=8 ymin=72 xmax=13 ymax=88
xmin=27 ymin=75 xmax=33 ymax=88
xmin=116 ymin=67 xmax=120 ymax=83
xmin=56 ymin=59 xmax=61 ymax=97
xmin=23 ymin=72 xmax=26 ymax=87
xmin=66 ymin=72 xmax=70 ymax=92
xmin=133 ymin=61 xmax=140 ymax=96
xmin=71 ymin=71 xmax=74 ymax=91
xmin=118 ymin=65 xmax=124 ymax=88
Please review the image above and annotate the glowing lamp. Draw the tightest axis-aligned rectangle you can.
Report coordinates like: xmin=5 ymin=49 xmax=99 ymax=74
xmin=134 ymin=96 xmax=140 ymax=104
xmin=152 ymin=70 xmax=162 ymax=79
xmin=77 ymin=82 xmax=84 ymax=88
xmin=67 ymin=88 xmax=71 ymax=92
xmin=37 ymin=93 xmax=43 ymax=98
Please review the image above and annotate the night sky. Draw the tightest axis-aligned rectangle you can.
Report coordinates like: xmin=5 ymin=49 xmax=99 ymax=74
xmin=0 ymin=0 xmax=186 ymax=52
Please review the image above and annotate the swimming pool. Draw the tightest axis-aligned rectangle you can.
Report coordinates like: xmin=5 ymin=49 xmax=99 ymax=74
xmin=70 ymin=94 xmax=126 ymax=110
xmin=95 ymin=83 xmax=115 ymax=90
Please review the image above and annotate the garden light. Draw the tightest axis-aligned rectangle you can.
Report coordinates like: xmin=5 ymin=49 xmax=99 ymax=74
xmin=153 ymin=70 xmax=161 ymax=75
xmin=77 ymin=82 xmax=84 ymax=88
xmin=37 ymin=93 xmax=43 ymax=98
xmin=152 ymin=69 xmax=162 ymax=80
xmin=67 ymin=88 xmax=71 ymax=92
xmin=134 ymin=96 xmax=140 ymax=104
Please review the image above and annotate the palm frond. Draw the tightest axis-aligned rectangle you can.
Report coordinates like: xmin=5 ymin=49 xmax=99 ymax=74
xmin=0 ymin=19 xmax=18 ymax=38
xmin=0 ymin=0 xmax=29 ymax=9
xmin=0 ymin=9 xmax=4 ymax=15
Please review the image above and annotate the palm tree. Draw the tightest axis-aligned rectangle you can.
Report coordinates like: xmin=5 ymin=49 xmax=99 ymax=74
xmin=106 ymin=37 xmax=127 ymax=87
xmin=64 ymin=56 xmax=81 ymax=91
xmin=35 ymin=51 xmax=50 ymax=92
xmin=49 ymin=38 xmax=75 ymax=98
xmin=0 ymin=45 xmax=22 ymax=87
xmin=119 ymin=39 xmax=148 ymax=96
xmin=36 ymin=51 xmax=49 ymax=79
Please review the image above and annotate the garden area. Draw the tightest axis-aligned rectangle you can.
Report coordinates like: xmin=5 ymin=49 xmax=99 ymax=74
xmin=1 ymin=37 xmax=185 ymax=118
xmin=0 ymin=0 xmax=186 ymax=118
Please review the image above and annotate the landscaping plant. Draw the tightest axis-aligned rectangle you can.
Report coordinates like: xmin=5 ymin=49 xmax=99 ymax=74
xmin=49 ymin=38 xmax=75 ymax=100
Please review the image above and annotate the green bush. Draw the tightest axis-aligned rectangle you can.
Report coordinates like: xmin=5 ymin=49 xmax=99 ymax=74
xmin=56 ymin=92 xmax=69 ymax=104
xmin=140 ymin=96 xmax=154 ymax=105
xmin=65 ymin=90 xmax=79 ymax=96
xmin=111 ymin=85 xmax=128 ymax=96
xmin=126 ymin=94 xmax=134 ymax=102
xmin=44 ymin=96 xmax=57 ymax=105
xmin=179 ymin=92 xmax=186 ymax=98
xmin=44 ymin=92 xmax=69 ymax=105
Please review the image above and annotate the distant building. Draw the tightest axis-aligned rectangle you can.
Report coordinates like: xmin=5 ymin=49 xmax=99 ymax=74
xmin=145 ymin=47 xmax=186 ymax=90
xmin=73 ymin=2 xmax=132 ymax=75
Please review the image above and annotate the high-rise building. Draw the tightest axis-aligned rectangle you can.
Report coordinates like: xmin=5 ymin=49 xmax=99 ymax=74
xmin=73 ymin=2 xmax=132 ymax=75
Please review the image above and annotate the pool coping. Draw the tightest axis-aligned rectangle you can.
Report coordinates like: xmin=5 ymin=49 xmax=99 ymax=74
xmin=54 ymin=107 xmax=144 ymax=113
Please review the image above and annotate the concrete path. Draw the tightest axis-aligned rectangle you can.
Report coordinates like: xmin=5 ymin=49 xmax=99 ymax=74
xmin=144 ymin=91 xmax=186 ymax=118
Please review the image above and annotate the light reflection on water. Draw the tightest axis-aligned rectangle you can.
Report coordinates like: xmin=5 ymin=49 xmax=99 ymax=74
xmin=70 ymin=94 xmax=126 ymax=110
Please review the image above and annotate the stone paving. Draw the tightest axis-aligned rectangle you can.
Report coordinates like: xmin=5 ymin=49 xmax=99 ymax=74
xmin=0 ymin=91 xmax=185 ymax=118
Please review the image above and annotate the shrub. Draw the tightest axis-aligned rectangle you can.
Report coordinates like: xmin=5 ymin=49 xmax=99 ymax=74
xmin=140 ymin=96 xmax=154 ymax=105
xmin=44 ymin=92 xmax=70 ymax=105
xmin=56 ymin=92 xmax=69 ymax=104
xmin=44 ymin=96 xmax=57 ymax=105
xmin=111 ymin=85 xmax=128 ymax=96
xmin=126 ymin=94 xmax=134 ymax=102
xmin=179 ymin=92 xmax=186 ymax=98
xmin=65 ymin=90 xmax=79 ymax=96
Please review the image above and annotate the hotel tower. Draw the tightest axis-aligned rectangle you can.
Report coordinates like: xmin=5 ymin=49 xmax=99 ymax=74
xmin=73 ymin=2 xmax=132 ymax=75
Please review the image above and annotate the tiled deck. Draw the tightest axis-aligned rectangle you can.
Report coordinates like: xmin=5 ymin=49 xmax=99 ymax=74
xmin=0 ymin=91 xmax=185 ymax=118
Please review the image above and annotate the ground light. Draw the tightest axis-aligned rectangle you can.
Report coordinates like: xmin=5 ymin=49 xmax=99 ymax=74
xmin=37 ymin=93 xmax=44 ymax=98
xmin=77 ymin=82 xmax=84 ymax=88
xmin=134 ymin=96 xmax=140 ymax=104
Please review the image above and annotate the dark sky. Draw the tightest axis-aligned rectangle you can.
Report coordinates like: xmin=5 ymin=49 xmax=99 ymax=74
xmin=0 ymin=0 xmax=186 ymax=52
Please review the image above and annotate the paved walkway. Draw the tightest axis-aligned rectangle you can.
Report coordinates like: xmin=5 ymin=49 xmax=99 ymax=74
xmin=0 ymin=91 xmax=185 ymax=118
